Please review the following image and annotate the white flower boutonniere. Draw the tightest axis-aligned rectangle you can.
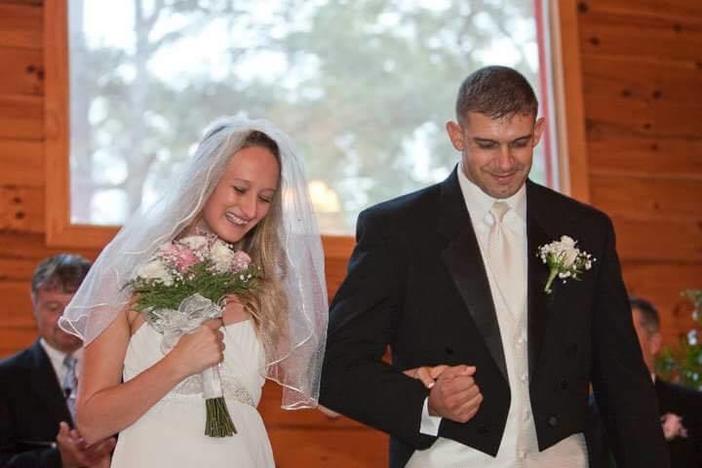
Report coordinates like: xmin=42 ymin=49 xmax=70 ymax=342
xmin=538 ymin=235 xmax=595 ymax=294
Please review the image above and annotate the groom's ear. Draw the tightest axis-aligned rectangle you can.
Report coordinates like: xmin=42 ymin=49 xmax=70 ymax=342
xmin=446 ymin=120 xmax=465 ymax=151
xmin=532 ymin=116 xmax=546 ymax=147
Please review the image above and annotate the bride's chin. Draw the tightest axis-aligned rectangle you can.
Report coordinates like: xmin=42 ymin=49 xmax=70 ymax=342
xmin=215 ymin=225 xmax=246 ymax=243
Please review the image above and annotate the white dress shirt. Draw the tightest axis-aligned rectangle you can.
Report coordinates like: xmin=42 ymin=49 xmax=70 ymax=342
xmin=39 ymin=339 xmax=81 ymax=387
xmin=408 ymin=167 xmax=587 ymax=468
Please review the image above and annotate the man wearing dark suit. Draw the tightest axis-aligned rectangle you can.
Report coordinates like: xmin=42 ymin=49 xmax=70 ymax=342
xmin=0 ymin=254 xmax=115 ymax=467
xmin=320 ymin=66 xmax=669 ymax=467
xmin=587 ymin=297 xmax=702 ymax=468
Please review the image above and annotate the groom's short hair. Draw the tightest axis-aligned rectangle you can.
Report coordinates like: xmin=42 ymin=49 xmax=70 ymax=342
xmin=455 ymin=65 xmax=538 ymax=124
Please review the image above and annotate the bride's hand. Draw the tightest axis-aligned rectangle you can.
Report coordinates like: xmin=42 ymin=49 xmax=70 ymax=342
xmin=403 ymin=365 xmax=449 ymax=389
xmin=166 ymin=319 xmax=225 ymax=378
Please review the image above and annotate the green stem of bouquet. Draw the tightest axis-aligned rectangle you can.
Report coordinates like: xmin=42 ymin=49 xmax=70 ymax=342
xmin=544 ymin=268 xmax=559 ymax=294
xmin=205 ymin=397 xmax=237 ymax=437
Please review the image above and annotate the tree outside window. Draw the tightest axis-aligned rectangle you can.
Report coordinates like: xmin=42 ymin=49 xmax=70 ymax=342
xmin=68 ymin=0 xmax=551 ymax=234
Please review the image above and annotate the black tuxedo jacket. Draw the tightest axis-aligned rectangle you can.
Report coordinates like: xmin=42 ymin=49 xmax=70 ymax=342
xmin=0 ymin=340 xmax=72 ymax=468
xmin=657 ymin=379 xmax=702 ymax=468
xmin=320 ymin=170 xmax=669 ymax=468
xmin=586 ymin=378 xmax=702 ymax=468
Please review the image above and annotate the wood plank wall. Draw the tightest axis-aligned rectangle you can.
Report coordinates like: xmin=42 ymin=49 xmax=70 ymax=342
xmin=0 ymin=0 xmax=700 ymax=465
xmin=577 ymin=0 xmax=702 ymax=345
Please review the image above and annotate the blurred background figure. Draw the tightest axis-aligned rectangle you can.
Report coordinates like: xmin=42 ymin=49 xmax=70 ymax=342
xmin=586 ymin=297 xmax=702 ymax=468
xmin=0 ymin=253 xmax=115 ymax=468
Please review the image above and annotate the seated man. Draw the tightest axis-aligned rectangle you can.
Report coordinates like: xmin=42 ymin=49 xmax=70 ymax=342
xmin=586 ymin=297 xmax=702 ymax=468
xmin=0 ymin=253 xmax=115 ymax=467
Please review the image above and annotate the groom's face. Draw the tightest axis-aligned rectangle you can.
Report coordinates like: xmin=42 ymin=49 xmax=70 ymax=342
xmin=447 ymin=111 xmax=544 ymax=199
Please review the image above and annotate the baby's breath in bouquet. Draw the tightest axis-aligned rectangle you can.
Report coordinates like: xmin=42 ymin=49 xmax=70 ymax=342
xmin=128 ymin=233 xmax=260 ymax=437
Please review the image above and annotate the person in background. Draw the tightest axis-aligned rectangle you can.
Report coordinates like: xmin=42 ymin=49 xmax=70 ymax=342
xmin=0 ymin=253 xmax=115 ymax=467
xmin=587 ymin=297 xmax=702 ymax=468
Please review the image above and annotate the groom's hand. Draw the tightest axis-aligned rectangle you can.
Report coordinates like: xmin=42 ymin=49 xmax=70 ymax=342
xmin=427 ymin=365 xmax=482 ymax=424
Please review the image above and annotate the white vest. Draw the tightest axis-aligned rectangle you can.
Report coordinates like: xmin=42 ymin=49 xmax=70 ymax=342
xmin=406 ymin=174 xmax=587 ymax=468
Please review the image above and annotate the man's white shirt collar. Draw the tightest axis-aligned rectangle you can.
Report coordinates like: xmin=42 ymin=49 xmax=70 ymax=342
xmin=456 ymin=163 xmax=527 ymax=224
xmin=40 ymin=337 xmax=69 ymax=381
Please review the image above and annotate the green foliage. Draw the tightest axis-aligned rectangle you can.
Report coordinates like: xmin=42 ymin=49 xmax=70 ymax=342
xmin=130 ymin=261 xmax=259 ymax=314
xmin=655 ymin=290 xmax=702 ymax=390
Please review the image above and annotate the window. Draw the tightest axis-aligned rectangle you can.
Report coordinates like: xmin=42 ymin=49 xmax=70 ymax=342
xmin=45 ymin=0 xmax=587 ymax=247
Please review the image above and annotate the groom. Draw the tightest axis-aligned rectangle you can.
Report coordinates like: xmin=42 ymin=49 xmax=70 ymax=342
xmin=320 ymin=66 xmax=669 ymax=467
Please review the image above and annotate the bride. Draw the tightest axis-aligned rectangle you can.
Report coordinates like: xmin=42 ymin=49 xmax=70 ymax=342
xmin=60 ymin=117 xmax=328 ymax=467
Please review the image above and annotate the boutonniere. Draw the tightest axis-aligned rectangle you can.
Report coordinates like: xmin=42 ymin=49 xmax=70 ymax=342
xmin=661 ymin=413 xmax=689 ymax=440
xmin=537 ymin=235 xmax=595 ymax=294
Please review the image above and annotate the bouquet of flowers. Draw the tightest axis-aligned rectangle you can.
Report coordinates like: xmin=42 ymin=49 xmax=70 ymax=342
xmin=128 ymin=233 xmax=260 ymax=437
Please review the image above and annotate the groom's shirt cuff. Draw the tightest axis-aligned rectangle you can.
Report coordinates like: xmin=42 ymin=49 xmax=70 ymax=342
xmin=420 ymin=397 xmax=442 ymax=436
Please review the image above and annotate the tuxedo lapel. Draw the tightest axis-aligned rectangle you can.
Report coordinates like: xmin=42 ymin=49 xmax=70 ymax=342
xmin=439 ymin=169 xmax=508 ymax=382
xmin=28 ymin=341 xmax=73 ymax=426
xmin=526 ymin=181 xmax=555 ymax=381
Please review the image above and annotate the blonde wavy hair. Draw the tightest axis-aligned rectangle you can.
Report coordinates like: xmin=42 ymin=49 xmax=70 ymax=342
xmin=233 ymin=131 xmax=288 ymax=354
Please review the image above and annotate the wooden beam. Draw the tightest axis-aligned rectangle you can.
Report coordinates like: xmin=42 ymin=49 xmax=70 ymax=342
xmin=550 ymin=0 xmax=590 ymax=202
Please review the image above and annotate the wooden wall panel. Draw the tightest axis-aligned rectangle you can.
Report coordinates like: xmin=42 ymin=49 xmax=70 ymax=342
xmin=579 ymin=7 xmax=702 ymax=64
xmin=0 ymin=326 xmax=37 ymax=357
xmin=578 ymin=0 xmax=702 ymax=20
xmin=0 ymin=185 xmax=44 ymax=233
xmin=585 ymin=95 xmax=702 ymax=139
xmin=579 ymin=0 xmax=702 ymax=346
xmin=0 ymin=48 xmax=43 ymax=96
xmin=588 ymin=137 xmax=702 ymax=177
xmin=0 ymin=95 xmax=43 ymax=140
xmin=582 ymin=56 xmax=702 ymax=107
xmin=0 ymin=4 xmax=42 ymax=49
xmin=590 ymin=175 xmax=702 ymax=220
xmin=622 ymin=261 xmax=702 ymax=343
xmin=611 ymin=216 xmax=701 ymax=262
xmin=0 ymin=140 xmax=44 ymax=186
xmin=259 ymin=386 xmax=388 ymax=467
xmin=0 ymin=281 xmax=33 ymax=327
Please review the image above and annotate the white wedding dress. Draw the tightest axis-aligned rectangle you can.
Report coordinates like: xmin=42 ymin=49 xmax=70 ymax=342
xmin=110 ymin=319 xmax=275 ymax=467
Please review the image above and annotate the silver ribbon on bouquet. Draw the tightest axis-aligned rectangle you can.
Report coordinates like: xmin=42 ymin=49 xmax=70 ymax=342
xmin=148 ymin=293 xmax=224 ymax=399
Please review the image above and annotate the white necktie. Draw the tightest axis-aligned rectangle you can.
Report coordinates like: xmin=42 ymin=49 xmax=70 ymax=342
xmin=63 ymin=354 xmax=78 ymax=420
xmin=488 ymin=202 xmax=520 ymax=312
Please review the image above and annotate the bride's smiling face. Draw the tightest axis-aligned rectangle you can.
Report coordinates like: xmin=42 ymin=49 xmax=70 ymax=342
xmin=201 ymin=145 xmax=280 ymax=243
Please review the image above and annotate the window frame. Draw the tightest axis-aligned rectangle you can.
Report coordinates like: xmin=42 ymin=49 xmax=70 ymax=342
xmin=43 ymin=0 xmax=588 ymax=251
